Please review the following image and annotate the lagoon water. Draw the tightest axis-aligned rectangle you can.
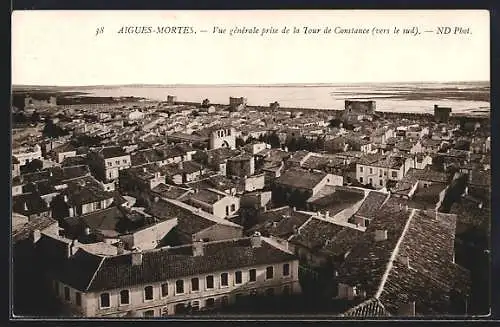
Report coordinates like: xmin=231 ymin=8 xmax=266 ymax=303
xmin=79 ymin=82 xmax=490 ymax=115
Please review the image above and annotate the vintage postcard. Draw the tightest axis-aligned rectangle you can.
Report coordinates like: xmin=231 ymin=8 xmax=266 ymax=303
xmin=11 ymin=10 xmax=490 ymax=319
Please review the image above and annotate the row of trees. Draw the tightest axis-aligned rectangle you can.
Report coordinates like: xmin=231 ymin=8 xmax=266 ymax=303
xmin=235 ymin=131 xmax=326 ymax=153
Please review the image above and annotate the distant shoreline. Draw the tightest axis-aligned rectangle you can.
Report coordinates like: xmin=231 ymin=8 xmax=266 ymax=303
xmin=12 ymin=81 xmax=490 ymax=90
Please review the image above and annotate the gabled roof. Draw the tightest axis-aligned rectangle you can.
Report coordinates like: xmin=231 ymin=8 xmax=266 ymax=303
xmin=146 ymin=198 xmax=241 ymax=235
xmin=12 ymin=193 xmax=50 ymax=216
xmin=340 ymin=298 xmax=389 ymax=317
xmin=12 ymin=217 xmax=58 ymax=244
xmin=338 ymin=202 xmax=470 ymax=316
xmin=354 ymin=191 xmax=388 ymax=220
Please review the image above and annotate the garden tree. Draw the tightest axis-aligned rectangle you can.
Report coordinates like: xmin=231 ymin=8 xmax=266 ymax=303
xmin=328 ymin=118 xmax=343 ymax=128
xmin=42 ymin=119 xmax=68 ymax=138
xmin=236 ymin=137 xmax=246 ymax=148
xmin=71 ymin=134 xmax=102 ymax=147
xmin=20 ymin=159 xmax=43 ymax=174
xmin=30 ymin=112 xmax=41 ymax=123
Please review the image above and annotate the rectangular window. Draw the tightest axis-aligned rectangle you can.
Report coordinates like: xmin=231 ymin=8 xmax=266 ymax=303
xmin=235 ymin=271 xmax=242 ymax=284
xmin=64 ymin=287 xmax=70 ymax=301
xmin=266 ymin=266 xmax=274 ymax=280
xmin=161 ymin=306 xmax=169 ymax=317
xmin=220 ymin=273 xmax=229 ymax=287
xmin=100 ymin=293 xmax=110 ymax=308
xmin=379 ymin=180 xmax=383 ymax=186
xmin=359 ymin=166 xmax=363 ymax=172
xmin=391 ymin=171 xmax=398 ymax=178
xmin=230 ymin=204 xmax=236 ymax=212
xmin=107 ymin=162 xmax=112 ymax=167
xmin=249 ymin=269 xmax=257 ymax=282
xmin=206 ymin=275 xmax=214 ymax=289
xmin=144 ymin=285 xmax=153 ymax=300
xmin=161 ymin=283 xmax=168 ymax=297
xmin=369 ymin=168 xmax=373 ymax=174
xmin=76 ymin=292 xmax=81 ymax=306
xmin=359 ymin=177 xmax=363 ymax=183
xmin=143 ymin=310 xmax=155 ymax=317
xmin=191 ymin=300 xmax=200 ymax=311
xmin=176 ymin=280 xmax=184 ymax=294
xmin=120 ymin=290 xmax=130 ymax=305
xmin=115 ymin=160 xmax=120 ymax=165
xmin=191 ymin=278 xmax=199 ymax=292
xmin=282 ymin=263 xmax=290 ymax=277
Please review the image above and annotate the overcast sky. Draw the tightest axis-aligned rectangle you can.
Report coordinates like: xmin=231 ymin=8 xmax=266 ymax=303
xmin=12 ymin=10 xmax=489 ymax=86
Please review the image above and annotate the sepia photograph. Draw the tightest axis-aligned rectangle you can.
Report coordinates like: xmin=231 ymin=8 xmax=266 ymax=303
xmin=10 ymin=10 xmax=491 ymax=319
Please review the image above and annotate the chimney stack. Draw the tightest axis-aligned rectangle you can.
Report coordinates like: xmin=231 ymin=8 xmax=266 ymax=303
xmin=251 ymin=231 xmax=262 ymax=248
xmin=67 ymin=239 xmax=79 ymax=258
xmin=63 ymin=194 xmax=68 ymax=202
xmin=117 ymin=241 xmax=125 ymax=255
xmin=131 ymin=251 xmax=143 ymax=266
xmin=31 ymin=229 xmax=41 ymax=244
xmin=23 ymin=202 xmax=28 ymax=211
xmin=192 ymin=239 xmax=204 ymax=257
xmin=84 ymin=227 xmax=91 ymax=236
xmin=374 ymin=229 xmax=388 ymax=242
xmin=178 ymin=161 xmax=184 ymax=170
xmin=398 ymin=255 xmax=410 ymax=268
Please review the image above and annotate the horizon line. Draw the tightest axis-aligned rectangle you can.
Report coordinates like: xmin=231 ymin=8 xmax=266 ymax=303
xmin=12 ymin=80 xmax=490 ymax=89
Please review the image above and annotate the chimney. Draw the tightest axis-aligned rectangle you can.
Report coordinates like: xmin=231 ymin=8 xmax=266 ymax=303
xmin=31 ymin=229 xmax=41 ymax=244
xmin=143 ymin=167 xmax=147 ymax=173
xmin=84 ymin=227 xmax=91 ymax=236
xmin=178 ymin=161 xmax=184 ymax=170
xmin=405 ymin=205 xmax=409 ymax=211
xmin=117 ymin=241 xmax=125 ymax=255
xmin=63 ymin=194 xmax=68 ymax=202
xmin=325 ymin=211 xmax=330 ymax=219
xmin=292 ymin=224 xmax=299 ymax=235
xmin=67 ymin=239 xmax=79 ymax=258
xmin=251 ymin=231 xmax=262 ymax=248
xmin=374 ymin=229 xmax=388 ymax=242
xmin=131 ymin=251 xmax=143 ymax=266
xmin=23 ymin=202 xmax=28 ymax=211
xmin=154 ymin=196 xmax=159 ymax=203
xmin=398 ymin=255 xmax=410 ymax=268
xmin=272 ymin=221 xmax=278 ymax=228
xmin=293 ymin=207 xmax=296 ymax=212
xmin=192 ymin=239 xmax=204 ymax=257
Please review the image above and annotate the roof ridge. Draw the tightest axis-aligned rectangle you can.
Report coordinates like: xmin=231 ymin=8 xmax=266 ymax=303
xmin=374 ymin=208 xmax=416 ymax=299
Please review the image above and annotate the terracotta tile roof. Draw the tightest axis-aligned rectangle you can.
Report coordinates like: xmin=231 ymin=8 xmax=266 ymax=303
xmin=44 ymin=237 xmax=295 ymax=292
xmin=100 ymin=146 xmax=127 ymax=159
xmin=276 ymin=168 xmax=327 ymax=190
xmin=337 ymin=204 xmax=414 ymax=297
xmin=340 ymin=298 xmax=389 ymax=317
xmin=146 ymin=199 xmax=241 ymax=235
xmin=308 ymin=188 xmax=365 ymax=216
xmin=12 ymin=217 xmax=58 ymax=244
xmin=289 ymin=217 xmax=345 ymax=250
xmin=248 ymin=209 xmax=311 ymax=239
xmin=379 ymin=210 xmax=470 ymax=315
xmin=354 ymin=191 xmax=388 ymax=219
xmin=12 ymin=193 xmax=50 ymax=216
